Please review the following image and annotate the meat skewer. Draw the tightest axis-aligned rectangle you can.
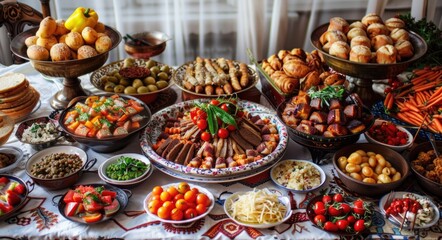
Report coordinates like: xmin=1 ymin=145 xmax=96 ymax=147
xmin=239 ymin=63 xmax=249 ymax=88
xmin=227 ymin=60 xmax=242 ymax=91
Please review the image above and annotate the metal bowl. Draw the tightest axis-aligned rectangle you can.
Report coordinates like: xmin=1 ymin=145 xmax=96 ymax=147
xmin=310 ymin=22 xmax=427 ymax=79
xmin=124 ymin=31 xmax=169 ymax=59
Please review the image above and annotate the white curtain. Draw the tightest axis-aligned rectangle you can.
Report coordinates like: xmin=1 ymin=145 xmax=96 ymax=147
xmin=1 ymin=0 xmax=441 ymax=66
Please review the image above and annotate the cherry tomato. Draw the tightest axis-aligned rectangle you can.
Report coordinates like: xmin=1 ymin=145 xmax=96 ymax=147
xmin=341 ymin=203 xmax=351 ymax=214
xmin=157 ymin=206 xmax=170 ymax=219
xmin=323 ymin=221 xmax=338 ymax=232
xmin=174 ymin=193 xmax=184 ymax=202
xmin=197 ymin=119 xmax=208 ymax=130
xmin=152 ymin=186 xmax=163 ymax=196
xmin=220 ymin=103 xmax=229 ymax=112
xmin=314 ymin=201 xmax=326 ymax=215
xmin=175 ymin=199 xmax=188 ymax=211
xmin=354 ymin=219 xmax=365 ymax=232
xmin=166 ymin=186 xmax=179 ymax=198
xmin=170 ymin=208 xmax=184 ymax=221
xmin=191 ymin=188 xmax=199 ymax=195
xmin=217 ymin=128 xmax=229 ymax=139
xmin=160 ymin=191 xmax=172 ymax=202
xmin=333 ymin=193 xmax=344 ymax=203
xmin=347 ymin=215 xmax=356 ymax=224
xmin=162 ymin=201 xmax=175 ymax=212
xmin=147 ymin=199 xmax=162 ymax=214
xmin=177 ymin=182 xmax=191 ymax=194
xmin=195 ymin=203 xmax=207 ymax=215
xmin=210 ymin=100 xmax=220 ymax=106
xmin=196 ymin=193 xmax=211 ymax=207
xmin=227 ymin=124 xmax=236 ymax=131
xmin=184 ymin=208 xmax=198 ymax=219
xmin=353 ymin=200 xmax=365 ymax=215
xmin=322 ymin=195 xmax=332 ymax=205
xmin=328 ymin=205 xmax=343 ymax=216
xmin=201 ymin=132 xmax=211 ymax=142
xmin=336 ymin=219 xmax=349 ymax=231
xmin=314 ymin=214 xmax=326 ymax=225
xmin=196 ymin=109 xmax=207 ymax=119
xmin=184 ymin=191 xmax=197 ymax=203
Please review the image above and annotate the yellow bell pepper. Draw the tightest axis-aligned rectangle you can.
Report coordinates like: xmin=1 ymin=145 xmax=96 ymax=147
xmin=64 ymin=7 xmax=99 ymax=32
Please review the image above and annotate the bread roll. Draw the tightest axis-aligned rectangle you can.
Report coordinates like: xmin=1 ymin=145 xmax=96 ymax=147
xmin=50 ymin=43 xmax=72 ymax=61
xmin=54 ymin=19 xmax=69 ymax=36
xmin=349 ymin=21 xmax=367 ymax=31
xmin=58 ymin=34 xmax=67 ymax=44
xmin=320 ymin=30 xmax=347 ymax=52
xmin=95 ymin=35 xmax=112 ymax=54
xmin=350 ymin=45 xmax=371 ymax=63
xmin=376 ymin=45 xmax=398 ymax=64
xmin=94 ymin=22 xmax=106 ymax=33
xmin=329 ymin=41 xmax=350 ymax=59
xmin=371 ymin=35 xmax=393 ymax=51
xmin=27 ymin=45 xmax=50 ymax=60
xmin=82 ymin=27 xmax=98 ymax=45
xmin=65 ymin=32 xmax=84 ymax=51
xmin=395 ymin=40 xmax=414 ymax=58
xmin=362 ymin=13 xmax=383 ymax=26
xmin=77 ymin=45 xmax=98 ymax=59
xmin=367 ymin=23 xmax=389 ymax=38
xmin=390 ymin=28 xmax=409 ymax=43
xmin=36 ymin=36 xmax=57 ymax=51
xmin=350 ymin=36 xmax=371 ymax=48
xmin=36 ymin=16 xmax=57 ymax=38
xmin=347 ymin=28 xmax=366 ymax=41
xmin=385 ymin=17 xmax=405 ymax=31
xmin=25 ymin=36 xmax=38 ymax=47
xmin=327 ymin=17 xmax=350 ymax=34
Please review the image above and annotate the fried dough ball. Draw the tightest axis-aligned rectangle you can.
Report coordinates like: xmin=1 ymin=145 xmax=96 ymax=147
xmin=50 ymin=43 xmax=72 ymax=61
xmin=94 ymin=22 xmax=106 ymax=33
xmin=25 ymin=36 xmax=38 ymax=47
xmin=95 ymin=35 xmax=112 ymax=54
xmin=81 ymin=27 xmax=98 ymax=45
xmin=36 ymin=35 xmax=58 ymax=51
xmin=53 ymin=19 xmax=69 ymax=36
xmin=27 ymin=45 xmax=50 ymax=60
xmin=77 ymin=45 xmax=98 ymax=59
xmin=36 ymin=16 xmax=57 ymax=38
xmin=65 ymin=31 xmax=84 ymax=51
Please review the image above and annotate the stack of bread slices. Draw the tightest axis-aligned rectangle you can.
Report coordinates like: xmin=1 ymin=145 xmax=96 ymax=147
xmin=0 ymin=72 xmax=40 ymax=123
xmin=0 ymin=113 xmax=14 ymax=145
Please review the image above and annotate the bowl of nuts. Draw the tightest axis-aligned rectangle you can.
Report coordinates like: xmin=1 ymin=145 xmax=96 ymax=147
xmin=90 ymin=58 xmax=173 ymax=104
xmin=333 ymin=143 xmax=409 ymax=197
xmin=25 ymin=145 xmax=96 ymax=190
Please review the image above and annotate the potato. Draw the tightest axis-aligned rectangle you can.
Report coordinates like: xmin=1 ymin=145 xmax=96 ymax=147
xmin=382 ymin=167 xmax=391 ymax=175
xmin=389 ymin=167 xmax=397 ymax=175
xmin=350 ymin=172 xmax=363 ymax=181
xmin=25 ymin=36 xmax=38 ymax=47
xmin=368 ymin=156 xmax=377 ymax=167
xmin=347 ymin=152 xmax=362 ymax=164
xmin=65 ymin=32 xmax=84 ymax=51
xmin=345 ymin=163 xmax=361 ymax=173
xmin=36 ymin=16 xmax=57 ymax=38
xmin=360 ymin=162 xmax=370 ymax=168
xmin=362 ymin=166 xmax=374 ymax=177
xmin=95 ymin=35 xmax=112 ymax=54
xmin=94 ymin=22 xmax=106 ymax=33
xmin=375 ymin=154 xmax=387 ymax=167
xmin=337 ymin=156 xmax=347 ymax=170
xmin=377 ymin=173 xmax=392 ymax=183
xmin=363 ymin=177 xmax=376 ymax=184
xmin=392 ymin=172 xmax=402 ymax=181
xmin=375 ymin=164 xmax=384 ymax=175
xmin=36 ymin=36 xmax=57 ymax=51
xmin=367 ymin=151 xmax=376 ymax=157
xmin=54 ymin=19 xmax=69 ymax=36
xmin=355 ymin=150 xmax=367 ymax=157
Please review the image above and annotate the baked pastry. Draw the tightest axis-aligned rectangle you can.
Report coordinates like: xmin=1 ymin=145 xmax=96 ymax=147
xmin=349 ymin=21 xmax=367 ymax=31
xmin=65 ymin=31 xmax=84 ymax=51
xmin=302 ymin=71 xmax=320 ymax=91
xmin=58 ymin=34 xmax=67 ymax=44
xmin=395 ymin=39 xmax=414 ymax=58
xmin=350 ymin=45 xmax=371 ymax=63
xmin=95 ymin=35 xmax=112 ymax=54
xmin=329 ymin=41 xmax=350 ymax=59
xmin=290 ymin=48 xmax=307 ymax=61
xmin=268 ymin=55 xmax=282 ymax=70
xmin=94 ymin=22 xmax=106 ymax=33
xmin=283 ymin=59 xmax=311 ymax=78
xmin=367 ymin=23 xmax=389 ymax=38
xmin=350 ymin=35 xmax=371 ymax=49
xmin=77 ymin=45 xmax=98 ymax=59
xmin=371 ymin=35 xmax=393 ymax=51
xmin=270 ymin=71 xmax=299 ymax=93
xmin=376 ymin=45 xmax=398 ymax=64
xmin=36 ymin=36 xmax=57 ymax=51
xmin=25 ymin=36 xmax=38 ymax=47
xmin=50 ymin=43 xmax=72 ymax=61
xmin=277 ymin=50 xmax=290 ymax=60
xmin=347 ymin=27 xmax=366 ymax=41
xmin=362 ymin=13 xmax=383 ymax=26
xmin=26 ymin=45 xmax=50 ymax=61
xmin=53 ymin=19 xmax=69 ymax=36
xmin=385 ymin=17 xmax=405 ymax=31
xmin=320 ymin=30 xmax=347 ymax=52
xmin=327 ymin=17 xmax=350 ymax=34
xmin=82 ymin=27 xmax=98 ymax=45
xmin=36 ymin=16 xmax=57 ymax=38
xmin=390 ymin=28 xmax=409 ymax=43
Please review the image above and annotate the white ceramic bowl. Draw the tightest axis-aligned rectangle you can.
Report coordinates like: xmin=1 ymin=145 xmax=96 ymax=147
xmin=224 ymin=189 xmax=292 ymax=228
xmin=99 ymin=153 xmax=152 ymax=184
xmin=379 ymin=191 xmax=440 ymax=229
xmin=364 ymin=119 xmax=413 ymax=152
xmin=0 ymin=146 xmax=23 ymax=173
xmin=270 ymin=159 xmax=326 ymax=193
xmin=144 ymin=182 xmax=215 ymax=224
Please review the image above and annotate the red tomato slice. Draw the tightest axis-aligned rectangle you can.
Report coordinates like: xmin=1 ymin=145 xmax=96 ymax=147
xmin=82 ymin=212 xmax=103 ymax=223
xmin=65 ymin=202 xmax=80 ymax=217
xmin=83 ymin=197 xmax=103 ymax=212
xmin=63 ymin=190 xmax=76 ymax=203
xmin=72 ymin=192 xmax=83 ymax=203
xmin=101 ymin=195 xmax=113 ymax=205
xmin=101 ymin=190 xmax=117 ymax=198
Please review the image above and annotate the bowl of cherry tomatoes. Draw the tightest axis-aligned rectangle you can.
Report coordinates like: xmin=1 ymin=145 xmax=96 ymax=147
xmin=364 ymin=119 xmax=413 ymax=152
xmin=144 ymin=182 xmax=214 ymax=223
xmin=306 ymin=193 xmax=373 ymax=236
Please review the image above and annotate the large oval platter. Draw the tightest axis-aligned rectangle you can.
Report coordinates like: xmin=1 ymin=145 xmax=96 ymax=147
xmin=140 ymin=99 xmax=288 ymax=178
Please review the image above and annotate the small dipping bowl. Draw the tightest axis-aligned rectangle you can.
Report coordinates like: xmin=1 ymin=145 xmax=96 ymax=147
xmin=124 ymin=31 xmax=169 ymax=59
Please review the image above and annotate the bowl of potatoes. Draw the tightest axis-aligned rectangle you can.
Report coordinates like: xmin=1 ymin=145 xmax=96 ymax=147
xmin=90 ymin=58 xmax=173 ymax=104
xmin=332 ymin=143 xmax=409 ymax=197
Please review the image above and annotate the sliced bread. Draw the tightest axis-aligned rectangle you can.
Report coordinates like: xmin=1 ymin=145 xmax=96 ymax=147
xmin=0 ymin=72 xmax=27 ymax=94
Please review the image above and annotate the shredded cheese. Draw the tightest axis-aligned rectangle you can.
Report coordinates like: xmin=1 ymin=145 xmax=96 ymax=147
xmin=228 ymin=189 xmax=287 ymax=224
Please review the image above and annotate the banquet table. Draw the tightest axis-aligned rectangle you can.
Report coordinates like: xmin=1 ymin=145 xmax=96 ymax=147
xmin=0 ymin=62 xmax=441 ymax=240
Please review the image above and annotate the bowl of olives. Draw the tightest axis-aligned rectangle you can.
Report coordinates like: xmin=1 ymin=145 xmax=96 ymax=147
xmin=90 ymin=58 xmax=173 ymax=104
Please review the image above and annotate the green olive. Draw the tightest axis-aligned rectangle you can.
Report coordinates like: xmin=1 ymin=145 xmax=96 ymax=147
xmin=133 ymin=79 xmax=144 ymax=88
xmin=104 ymin=76 xmax=119 ymax=83
xmin=157 ymin=72 xmax=169 ymax=80
xmin=114 ymin=72 xmax=123 ymax=80
xmin=104 ymin=82 xmax=116 ymax=92
xmin=144 ymin=76 xmax=156 ymax=85
xmin=150 ymin=66 xmax=160 ymax=76
xmin=156 ymin=80 xmax=168 ymax=89
xmin=109 ymin=70 xmax=119 ymax=76
xmin=123 ymin=58 xmax=135 ymax=68
xmin=160 ymin=65 xmax=170 ymax=73
xmin=137 ymin=86 xmax=150 ymax=93
xmin=145 ymin=59 xmax=156 ymax=69
xmin=147 ymin=84 xmax=158 ymax=92
xmin=124 ymin=86 xmax=137 ymax=94
xmin=119 ymin=78 xmax=130 ymax=87
xmin=114 ymin=85 xmax=125 ymax=93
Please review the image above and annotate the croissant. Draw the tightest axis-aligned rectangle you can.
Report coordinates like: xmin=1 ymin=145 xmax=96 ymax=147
xmin=283 ymin=59 xmax=311 ymax=78
xmin=268 ymin=54 xmax=282 ymax=70
xmin=271 ymin=71 xmax=299 ymax=93
xmin=301 ymin=71 xmax=320 ymax=91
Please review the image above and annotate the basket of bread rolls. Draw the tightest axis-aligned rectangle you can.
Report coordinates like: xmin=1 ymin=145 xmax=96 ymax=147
xmin=310 ymin=14 xmax=427 ymax=79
